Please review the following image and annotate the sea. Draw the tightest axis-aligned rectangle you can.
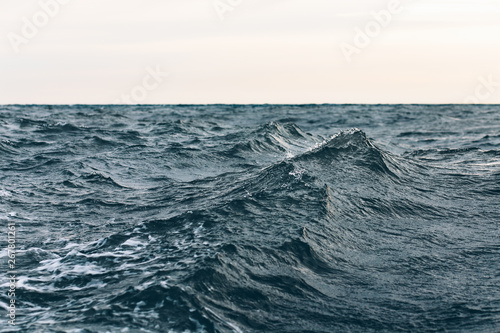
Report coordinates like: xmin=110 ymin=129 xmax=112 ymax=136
xmin=0 ymin=104 xmax=499 ymax=332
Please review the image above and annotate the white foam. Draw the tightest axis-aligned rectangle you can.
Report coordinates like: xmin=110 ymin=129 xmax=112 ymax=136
xmin=63 ymin=242 xmax=81 ymax=250
xmin=134 ymin=301 xmax=147 ymax=312
xmin=23 ymin=247 xmax=60 ymax=258
xmin=205 ymin=307 xmax=244 ymax=333
xmin=133 ymin=280 xmax=155 ymax=292
xmin=122 ymin=238 xmax=144 ymax=247
xmin=16 ymin=276 xmax=35 ymax=290
xmin=0 ymin=300 xmax=9 ymax=311
xmin=289 ymin=167 xmax=306 ymax=180
xmin=87 ymin=250 xmax=135 ymax=259
xmin=70 ymin=263 xmax=106 ymax=275
xmin=0 ymin=189 xmax=12 ymax=197
xmin=37 ymin=257 xmax=64 ymax=272
xmin=37 ymin=319 xmax=58 ymax=325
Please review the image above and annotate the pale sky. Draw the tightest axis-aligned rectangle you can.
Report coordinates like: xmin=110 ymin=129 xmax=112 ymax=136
xmin=1 ymin=0 xmax=499 ymax=104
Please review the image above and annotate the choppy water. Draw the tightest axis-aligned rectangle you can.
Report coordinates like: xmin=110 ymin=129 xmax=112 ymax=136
xmin=0 ymin=105 xmax=499 ymax=332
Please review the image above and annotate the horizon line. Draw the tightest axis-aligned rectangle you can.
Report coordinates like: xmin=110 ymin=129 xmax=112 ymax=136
xmin=2 ymin=103 xmax=500 ymax=107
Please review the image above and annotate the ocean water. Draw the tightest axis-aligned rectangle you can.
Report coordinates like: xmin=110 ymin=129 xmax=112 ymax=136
xmin=0 ymin=104 xmax=499 ymax=333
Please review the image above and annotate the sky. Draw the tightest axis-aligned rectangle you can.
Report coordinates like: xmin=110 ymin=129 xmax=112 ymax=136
xmin=1 ymin=0 xmax=499 ymax=104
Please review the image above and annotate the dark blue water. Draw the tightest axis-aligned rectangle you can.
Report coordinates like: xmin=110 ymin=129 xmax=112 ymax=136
xmin=1 ymin=105 xmax=499 ymax=332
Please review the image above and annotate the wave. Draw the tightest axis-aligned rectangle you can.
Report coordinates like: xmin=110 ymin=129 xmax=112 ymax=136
xmin=221 ymin=121 xmax=321 ymax=157
xmin=35 ymin=123 xmax=83 ymax=134
xmin=3 ymin=105 xmax=499 ymax=333
xmin=79 ymin=172 xmax=128 ymax=189
xmin=0 ymin=140 xmax=19 ymax=155
xmin=296 ymin=128 xmax=409 ymax=178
